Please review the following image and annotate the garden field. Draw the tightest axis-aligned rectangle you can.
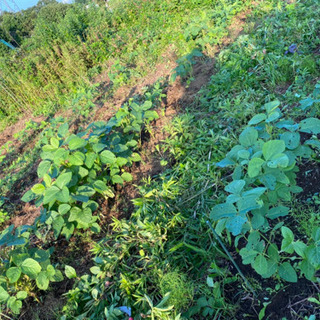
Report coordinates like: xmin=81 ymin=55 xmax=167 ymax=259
xmin=0 ymin=0 xmax=320 ymax=319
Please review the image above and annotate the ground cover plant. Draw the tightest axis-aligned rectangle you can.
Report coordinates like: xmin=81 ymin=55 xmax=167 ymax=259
xmin=1 ymin=0 xmax=320 ymax=319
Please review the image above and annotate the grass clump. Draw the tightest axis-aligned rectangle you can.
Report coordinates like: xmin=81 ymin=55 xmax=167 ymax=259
xmin=159 ymin=271 xmax=194 ymax=311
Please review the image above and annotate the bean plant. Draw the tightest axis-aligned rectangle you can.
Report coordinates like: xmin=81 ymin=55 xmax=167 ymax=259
xmin=22 ymin=98 xmax=159 ymax=240
xmin=211 ymin=100 xmax=320 ymax=282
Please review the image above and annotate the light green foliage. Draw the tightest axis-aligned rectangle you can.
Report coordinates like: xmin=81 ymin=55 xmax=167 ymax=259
xmin=159 ymin=272 xmax=194 ymax=311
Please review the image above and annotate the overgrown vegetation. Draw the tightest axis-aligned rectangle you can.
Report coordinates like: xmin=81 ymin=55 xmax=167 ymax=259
xmin=1 ymin=0 xmax=320 ymax=319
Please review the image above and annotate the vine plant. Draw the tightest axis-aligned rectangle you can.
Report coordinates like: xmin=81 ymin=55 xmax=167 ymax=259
xmin=211 ymin=100 xmax=320 ymax=282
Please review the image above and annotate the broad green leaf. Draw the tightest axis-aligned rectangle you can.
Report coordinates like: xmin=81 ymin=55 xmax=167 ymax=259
xmin=260 ymin=259 xmax=278 ymax=279
xmin=267 ymin=153 xmax=289 ymax=168
xmin=68 ymin=207 xmax=81 ymax=222
xmin=77 ymin=185 xmax=95 ymax=197
xmin=37 ymin=160 xmax=51 ymax=178
xmin=280 ymin=132 xmax=300 ymax=150
xmin=36 ymin=272 xmax=49 ymax=290
xmin=206 ymin=276 xmax=214 ymax=288
xmin=93 ymin=180 xmax=108 ymax=193
xmin=242 ymin=187 xmax=266 ymax=198
xmin=52 ymin=269 xmax=63 ymax=282
xmin=16 ymin=291 xmax=27 ymax=300
xmin=293 ymin=241 xmax=307 ymax=258
xmin=65 ymin=265 xmax=77 ymax=279
xmin=92 ymin=143 xmax=107 ymax=153
xmin=248 ymin=158 xmax=264 ymax=178
xmin=266 ymin=111 xmax=281 ymax=123
xmin=116 ymin=157 xmax=128 ymax=167
xmin=312 ymin=227 xmax=320 ymax=242
xmin=210 ymin=203 xmax=237 ymax=220
xmin=248 ymin=114 xmax=267 ymax=125
xmin=239 ymin=248 xmax=258 ymax=264
xmin=281 ymin=226 xmax=294 ymax=242
xmin=43 ymin=186 xmax=60 ymax=204
xmin=113 ymin=144 xmax=128 ymax=153
xmin=21 ymin=258 xmax=41 ymax=279
xmin=224 ymin=180 xmax=245 ymax=194
xmin=6 ymin=267 xmax=21 ymax=283
xmin=7 ymin=296 xmax=22 ymax=314
xmin=0 ymin=286 xmax=9 ymax=302
xmin=266 ymin=206 xmax=289 ymax=219
xmin=121 ymin=172 xmax=133 ymax=182
xmin=43 ymin=174 xmax=52 ymax=187
xmin=237 ymin=195 xmax=262 ymax=214
xmin=216 ymin=157 xmax=235 ymax=167
xmin=46 ymin=265 xmax=56 ymax=278
xmin=42 ymin=144 xmax=58 ymax=152
xmin=53 ymin=216 xmax=64 ymax=239
xmin=253 ymin=255 xmax=268 ymax=275
xmin=78 ymin=166 xmax=89 ymax=178
xmin=226 ymin=215 xmax=247 ymax=236
xmin=131 ymin=152 xmax=142 ymax=162
xmin=281 ymin=238 xmax=294 ymax=254
xmin=90 ymin=266 xmax=101 ymax=275
xmin=251 ymin=213 xmax=265 ymax=229
xmin=260 ymin=174 xmax=277 ymax=190
xmin=277 ymin=187 xmax=292 ymax=201
xmin=278 ymin=262 xmax=297 ymax=282
xmin=293 ymin=145 xmax=312 ymax=158
xmin=68 ymin=136 xmax=87 ymax=150
xmin=238 ymin=149 xmax=250 ymax=159
xmin=299 ymin=118 xmax=320 ymax=134
xmin=61 ymin=223 xmax=75 ymax=241
xmin=268 ymin=244 xmax=280 ymax=262
xmin=85 ymin=152 xmax=96 ymax=169
xmin=53 ymin=148 xmax=69 ymax=165
xmin=21 ymin=189 xmax=37 ymax=203
xmin=306 ymin=246 xmax=320 ymax=267
xmin=239 ymin=127 xmax=258 ymax=147
xmin=32 ymin=184 xmax=45 ymax=195
xmin=58 ymin=204 xmax=71 ymax=215
xmin=50 ymin=137 xmax=60 ymax=148
xmin=264 ymin=100 xmax=280 ymax=114
xmin=55 ymin=172 xmax=72 ymax=189
xmin=262 ymin=140 xmax=285 ymax=161
xmin=55 ymin=186 xmax=70 ymax=203
xmin=58 ymin=123 xmax=69 ymax=137
xmin=69 ymin=152 xmax=85 ymax=166
xmin=78 ymin=207 xmax=93 ymax=224
xmin=300 ymin=260 xmax=315 ymax=281
xmin=100 ymin=150 xmax=116 ymax=164
xmin=111 ymin=175 xmax=124 ymax=184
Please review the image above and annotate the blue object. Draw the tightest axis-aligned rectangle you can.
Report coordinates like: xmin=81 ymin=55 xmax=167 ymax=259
xmin=0 ymin=39 xmax=15 ymax=50
xmin=118 ymin=306 xmax=132 ymax=316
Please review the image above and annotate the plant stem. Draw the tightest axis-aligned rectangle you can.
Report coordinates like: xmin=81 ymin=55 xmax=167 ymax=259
xmin=206 ymin=220 xmax=257 ymax=297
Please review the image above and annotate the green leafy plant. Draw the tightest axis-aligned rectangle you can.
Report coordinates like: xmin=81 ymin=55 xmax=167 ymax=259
xmin=211 ymin=100 xmax=320 ymax=282
xmin=0 ymin=225 xmax=62 ymax=315
xmin=22 ymin=97 xmax=159 ymax=240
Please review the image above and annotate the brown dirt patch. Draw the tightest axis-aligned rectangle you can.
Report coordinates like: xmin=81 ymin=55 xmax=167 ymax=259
xmin=10 ymin=203 xmax=41 ymax=228
xmin=0 ymin=115 xmax=45 ymax=149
